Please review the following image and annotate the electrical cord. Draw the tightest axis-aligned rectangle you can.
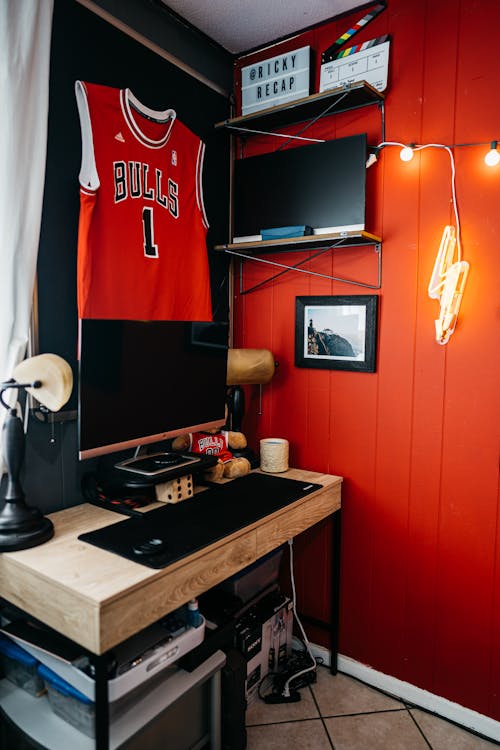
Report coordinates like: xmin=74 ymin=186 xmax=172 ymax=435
xmin=260 ymin=538 xmax=319 ymax=703
xmin=81 ymin=472 xmax=152 ymax=516
xmin=260 ymin=648 xmax=318 ymax=704
xmin=280 ymin=538 xmax=317 ymax=698
xmin=258 ymin=671 xmax=280 ymax=701
xmin=293 ymin=634 xmax=324 ymax=666
xmin=374 ymin=141 xmax=462 ymax=260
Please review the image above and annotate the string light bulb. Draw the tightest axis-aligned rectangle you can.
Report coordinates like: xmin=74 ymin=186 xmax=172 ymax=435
xmin=484 ymin=141 xmax=500 ymax=167
xmin=400 ymin=144 xmax=415 ymax=162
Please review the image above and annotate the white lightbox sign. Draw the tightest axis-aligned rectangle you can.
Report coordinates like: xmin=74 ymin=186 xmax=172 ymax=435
xmin=241 ymin=46 xmax=311 ymax=116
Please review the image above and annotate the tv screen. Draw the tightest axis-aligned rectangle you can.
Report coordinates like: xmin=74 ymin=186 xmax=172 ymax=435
xmin=78 ymin=320 xmax=229 ymax=459
xmin=233 ymin=133 xmax=367 ymax=241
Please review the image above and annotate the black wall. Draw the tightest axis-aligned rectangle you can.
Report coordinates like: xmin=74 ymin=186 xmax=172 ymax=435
xmin=19 ymin=0 xmax=232 ymax=513
xmin=90 ymin=0 xmax=234 ymax=92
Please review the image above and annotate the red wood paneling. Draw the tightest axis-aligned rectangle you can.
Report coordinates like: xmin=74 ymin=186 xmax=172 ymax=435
xmin=231 ymin=0 xmax=500 ymax=721
xmin=402 ymin=0 xmax=460 ymax=693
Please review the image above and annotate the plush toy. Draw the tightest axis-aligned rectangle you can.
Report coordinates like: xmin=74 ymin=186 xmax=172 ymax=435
xmin=172 ymin=426 xmax=251 ymax=481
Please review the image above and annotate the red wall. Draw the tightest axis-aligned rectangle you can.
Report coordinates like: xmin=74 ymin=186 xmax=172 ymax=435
xmin=231 ymin=0 xmax=500 ymax=720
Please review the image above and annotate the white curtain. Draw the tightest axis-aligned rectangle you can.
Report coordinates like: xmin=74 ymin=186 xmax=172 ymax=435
xmin=0 ymin=1 xmax=54 ymax=452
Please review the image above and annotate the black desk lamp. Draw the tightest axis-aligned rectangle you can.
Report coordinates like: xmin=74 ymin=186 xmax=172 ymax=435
xmin=0 ymin=354 xmax=73 ymax=552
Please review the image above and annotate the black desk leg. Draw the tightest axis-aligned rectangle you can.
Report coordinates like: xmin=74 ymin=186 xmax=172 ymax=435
xmin=330 ymin=509 xmax=342 ymax=675
xmin=93 ymin=653 xmax=109 ymax=750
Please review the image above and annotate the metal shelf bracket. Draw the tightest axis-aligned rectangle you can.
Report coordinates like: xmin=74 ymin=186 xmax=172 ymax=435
xmin=225 ymin=241 xmax=382 ymax=295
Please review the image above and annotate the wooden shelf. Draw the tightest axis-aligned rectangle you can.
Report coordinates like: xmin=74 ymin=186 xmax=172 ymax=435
xmin=214 ymin=81 xmax=384 ymax=134
xmin=215 ymin=230 xmax=381 ymax=254
xmin=213 ymin=82 xmax=384 ymax=291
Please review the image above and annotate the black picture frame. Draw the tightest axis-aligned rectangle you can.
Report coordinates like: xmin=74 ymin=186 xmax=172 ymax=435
xmin=295 ymin=295 xmax=379 ymax=372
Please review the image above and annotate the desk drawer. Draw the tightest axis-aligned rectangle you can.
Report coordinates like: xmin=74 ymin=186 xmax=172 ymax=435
xmin=100 ymin=533 xmax=256 ymax=653
xmin=255 ymin=484 xmax=341 ymax=558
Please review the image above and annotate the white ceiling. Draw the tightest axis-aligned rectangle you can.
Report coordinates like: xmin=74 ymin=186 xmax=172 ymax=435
xmin=162 ymin=0 xmax=363 ymax=54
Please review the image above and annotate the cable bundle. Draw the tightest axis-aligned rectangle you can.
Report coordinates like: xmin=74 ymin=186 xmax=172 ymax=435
xmin=258 ymin=539 xmax=321 ymax=704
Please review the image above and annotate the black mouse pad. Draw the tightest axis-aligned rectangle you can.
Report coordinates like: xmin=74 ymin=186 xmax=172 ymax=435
xmin=78 ymin=473 xmax=322 ymax=569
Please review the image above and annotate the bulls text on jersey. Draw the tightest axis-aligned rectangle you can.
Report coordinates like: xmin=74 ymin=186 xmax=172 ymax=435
xmin=113 ymin=161 xmax=179 ymax=218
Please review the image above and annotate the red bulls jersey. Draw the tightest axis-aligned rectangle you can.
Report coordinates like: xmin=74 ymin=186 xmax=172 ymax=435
xmin=189 ymin=431 xmax=233 ymax=463
xmin=75 ymin=81 xmax=212 ymax=320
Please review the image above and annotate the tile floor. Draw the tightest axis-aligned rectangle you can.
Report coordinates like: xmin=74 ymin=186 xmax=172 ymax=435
xmin=245 ymin=666 xmax=499 ymax=749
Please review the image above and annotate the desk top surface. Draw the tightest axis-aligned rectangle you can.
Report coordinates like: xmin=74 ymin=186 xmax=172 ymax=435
xmin=0 ymin=468 xmax=341 ymax=653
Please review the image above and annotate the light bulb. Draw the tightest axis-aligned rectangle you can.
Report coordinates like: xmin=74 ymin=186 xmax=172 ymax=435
xmin=484 ymin=142 xmax=500 ymax=167
xmin=400 ymin=145 xmax=414 ymax=162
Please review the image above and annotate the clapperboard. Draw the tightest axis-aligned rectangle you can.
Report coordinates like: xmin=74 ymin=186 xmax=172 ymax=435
xmin=319 ymin=3 xmax=390 ymax=93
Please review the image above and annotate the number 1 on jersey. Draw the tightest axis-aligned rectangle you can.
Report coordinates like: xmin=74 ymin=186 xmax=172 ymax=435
xmin=142 ymin=207 xmax=159 ymax=258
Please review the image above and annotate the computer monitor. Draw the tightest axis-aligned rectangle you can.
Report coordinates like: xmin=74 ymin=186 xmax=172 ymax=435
xmin=78 ymin=319 xmax=229 ymax=462
xmin=233 ymin=133 xmax=367 ymax=242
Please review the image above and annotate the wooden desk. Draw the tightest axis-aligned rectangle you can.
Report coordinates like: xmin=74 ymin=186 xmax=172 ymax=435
xmin=0 ymin=468 xmax=342 ymax=748
xmin=0 ymin=468 xmax=341 ymax=654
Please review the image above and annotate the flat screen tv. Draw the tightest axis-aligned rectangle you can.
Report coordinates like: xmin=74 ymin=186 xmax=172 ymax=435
xmin=78 ymin=319 xmax=229 ymax=461
xmin=233 ymin=133 xmax=367 ymax=242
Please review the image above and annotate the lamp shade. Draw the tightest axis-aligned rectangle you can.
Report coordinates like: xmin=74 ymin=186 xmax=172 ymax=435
xmin=227 ymin=349 xmax=275 ymax=385
xmin=12 ymin=354 xmax=73 ymax=412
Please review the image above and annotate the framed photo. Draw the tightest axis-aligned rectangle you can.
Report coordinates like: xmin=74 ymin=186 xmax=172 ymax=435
xmin=295 ymin=295 xmax=379 ymax=372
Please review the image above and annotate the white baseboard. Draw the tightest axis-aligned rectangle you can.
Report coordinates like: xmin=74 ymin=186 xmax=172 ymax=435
xmin=305 ymin=642 xmax=500 ymax=743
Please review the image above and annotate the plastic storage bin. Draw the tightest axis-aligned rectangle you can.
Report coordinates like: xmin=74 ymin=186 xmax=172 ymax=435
xmin=0 ymin=633 xmax=45 ymax=697
xmin=37 ymin=663 xmax=95 ymax=738
xmin=3 ymin=613 xmax=205 ymax=703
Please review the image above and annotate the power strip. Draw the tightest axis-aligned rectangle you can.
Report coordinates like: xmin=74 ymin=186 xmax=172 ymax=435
xmin=155 ymin=474 xmax=194 ymax=504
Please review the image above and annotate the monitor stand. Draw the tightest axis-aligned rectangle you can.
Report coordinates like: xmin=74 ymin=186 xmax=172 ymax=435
xmin=115 ymin=451 xmax=201 ymax=480
xmin=82 ymin=453 xmax=219 ymax=516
